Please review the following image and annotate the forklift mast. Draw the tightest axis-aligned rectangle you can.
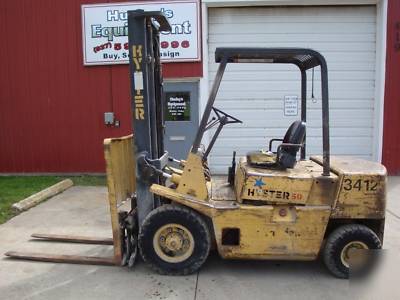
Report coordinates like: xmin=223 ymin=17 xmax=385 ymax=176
xmin=3 ymin=10 xmax=173 ymax=267
xmin=127 ymin=10 xmax=172 ymax=225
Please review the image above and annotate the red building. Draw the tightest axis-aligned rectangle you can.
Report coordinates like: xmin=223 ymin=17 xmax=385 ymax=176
xmin=0 ymin=0 xmax=399 ymax=174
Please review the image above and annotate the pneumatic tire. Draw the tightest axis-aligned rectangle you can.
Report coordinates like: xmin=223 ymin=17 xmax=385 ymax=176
xmin=138 ymin=204 xmax=211 ymax=275
xmin=323 ymin=224 xmax=381 ymax=279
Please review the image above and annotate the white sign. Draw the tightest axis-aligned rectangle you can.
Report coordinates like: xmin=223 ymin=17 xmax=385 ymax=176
xmin=284 ymin=96 xmax=299 ymax=116
xmin=81 ymin=1 xmax=200 ymax=65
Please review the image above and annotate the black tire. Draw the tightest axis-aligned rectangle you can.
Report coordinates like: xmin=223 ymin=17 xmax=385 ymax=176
xmin=323 ymin=224 xmax=381 ymax=279
xmin=138 ymin=204 xmax=211 ymax=275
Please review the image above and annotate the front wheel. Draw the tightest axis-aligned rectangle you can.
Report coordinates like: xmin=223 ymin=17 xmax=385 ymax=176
xmin=323 ymin=224 xmax=381 ymax=279
xmin=138 ymin=205 xmax=211 ymax=275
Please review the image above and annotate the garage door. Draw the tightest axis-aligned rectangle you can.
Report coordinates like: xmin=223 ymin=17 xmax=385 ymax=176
xmin=207 ymin=6 xmax=376 ymax=174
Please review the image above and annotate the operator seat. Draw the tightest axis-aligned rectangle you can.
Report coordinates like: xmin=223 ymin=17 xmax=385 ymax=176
xmin=246 ymin=120 xmax=306 ymax=169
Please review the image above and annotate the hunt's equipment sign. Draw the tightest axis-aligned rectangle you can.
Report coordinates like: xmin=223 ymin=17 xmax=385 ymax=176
xmin=81 ymin=1 xmax=200 ymax=65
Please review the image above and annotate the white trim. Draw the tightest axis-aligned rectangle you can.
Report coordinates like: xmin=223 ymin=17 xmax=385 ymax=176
xmin=373 ymin=0 xmax=387 ymax=163
xmin=199 ymin=2 xmax=211 ymax=147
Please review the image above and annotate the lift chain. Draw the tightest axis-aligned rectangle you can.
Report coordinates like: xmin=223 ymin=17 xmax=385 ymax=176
xmin=119 ymin=209 xmax=138 ymax=268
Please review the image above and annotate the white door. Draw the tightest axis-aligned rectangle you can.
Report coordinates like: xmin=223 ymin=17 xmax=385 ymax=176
xmin=207 ymin=6 xmax=377 ymax=174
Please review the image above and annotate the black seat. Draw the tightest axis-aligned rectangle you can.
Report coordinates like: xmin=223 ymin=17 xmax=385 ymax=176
xmin=278 ymin=120 xmax=306 ymax=168
xmin=246 ymin=121 xmax=306 ymax=169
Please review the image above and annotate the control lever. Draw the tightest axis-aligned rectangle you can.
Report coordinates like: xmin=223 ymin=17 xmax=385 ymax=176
xmin=228 ymin=151 xmax=236 ymax=186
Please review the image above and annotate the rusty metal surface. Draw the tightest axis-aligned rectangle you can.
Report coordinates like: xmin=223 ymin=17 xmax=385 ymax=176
xmin=212 ymin=205 xmax=331 ymax=260
xmin=311 ymin=156 xmax=387 ymax=176
xmin=104 ymin=134 xmax=136 ymax=266
xmin=332 ymin=174 xmax=387 ymax=219
xmin=235 ymin=158 xmax=337 ymax=205
xmin=31 ymin=234 xmax=113 ymax=245
xmin=176 ymin=153 xmax=209 ymax=200
xmin=211 ymin=177 xmax=236 ymax=201
xmin=311 ymin=155 xmax=387 ymax=219
xmin=152 ymin=182 xmax=330 ymax=260
xmin=4 ymin=252 xmax=116 ymax=266
xmin=307 ymin=175 xmax=338 ymax=206
xmin=151 ymin=184 xmax=238 ymax=218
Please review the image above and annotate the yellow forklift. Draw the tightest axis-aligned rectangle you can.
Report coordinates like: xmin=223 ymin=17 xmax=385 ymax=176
xmin=6 ymin=10 xmax=386 ymax=279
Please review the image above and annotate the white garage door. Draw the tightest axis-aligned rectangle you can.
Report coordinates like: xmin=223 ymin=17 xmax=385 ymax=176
xmin=207 ymin=6 xmax=377 ymax=174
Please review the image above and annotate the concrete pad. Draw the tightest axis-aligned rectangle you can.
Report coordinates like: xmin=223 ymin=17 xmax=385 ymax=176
xmin=196 ymin=253 xmax=349 ymax=300
xmin=385 ymin=177 xmax=400 ymax=252
xmin=1 ymin=179 xmax=400 ymax=300
xmin=0 ymin=187 xmax=197 ymax=299
xmin=196 ymin=235 xmax=400 ymax=300
xmin=387 ymin=176 xmax=400 ymax=217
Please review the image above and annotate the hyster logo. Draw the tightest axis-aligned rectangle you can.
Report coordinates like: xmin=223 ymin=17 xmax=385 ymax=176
xmin=248 ymin=188 xmax=290 ymax=200
xmin=247 ymin=188 xmax=304 ymax=201
xmin=132 ymin=45 xmax=145 ymax=120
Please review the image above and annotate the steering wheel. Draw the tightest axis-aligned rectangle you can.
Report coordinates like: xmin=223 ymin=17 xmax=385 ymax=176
xmin=212 ymin=107 xmax=243 ymax=124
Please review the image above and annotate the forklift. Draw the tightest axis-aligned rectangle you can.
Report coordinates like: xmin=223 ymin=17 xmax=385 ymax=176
xmin=5 ymin=10 xmax=386 ymax=279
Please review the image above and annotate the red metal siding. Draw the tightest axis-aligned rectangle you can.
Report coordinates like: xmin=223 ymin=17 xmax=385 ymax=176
xmin=0 ymin=0 xmax=202 ymax=173
xmin=382 ymin=0 xmax=400 ymax=175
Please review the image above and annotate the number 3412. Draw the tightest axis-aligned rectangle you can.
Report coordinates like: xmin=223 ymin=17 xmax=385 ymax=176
xmin=343 ymin=178 xmax=378 ymax=192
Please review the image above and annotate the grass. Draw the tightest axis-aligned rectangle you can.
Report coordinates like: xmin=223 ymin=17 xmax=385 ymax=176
xmin=68 ymin=175 xmax=106 ymax=186
xmin=0 ymin=175 xmax=106 ymax=224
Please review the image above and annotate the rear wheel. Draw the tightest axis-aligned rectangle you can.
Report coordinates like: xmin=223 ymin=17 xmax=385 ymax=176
xmin=323 ymin=224 xmax=381 ymax=278
xmin=138 ymin=205 xmax=211 ymax=275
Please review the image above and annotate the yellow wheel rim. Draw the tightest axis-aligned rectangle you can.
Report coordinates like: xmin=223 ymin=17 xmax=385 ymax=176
xmin=153 ymin=223 xmax=195 ymax=263
xmin=340 ymin=241 xmax=368 ymax=268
